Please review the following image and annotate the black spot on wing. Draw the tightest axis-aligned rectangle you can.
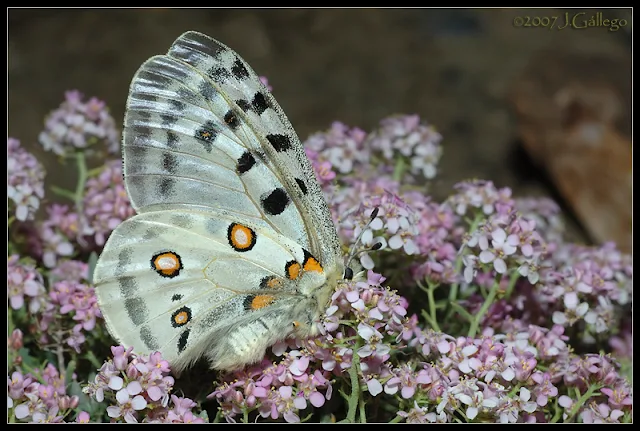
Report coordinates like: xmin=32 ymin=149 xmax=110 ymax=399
xmin=231 ymin=58 xmax=249 ymax=79
xmin=261 ymin=188 xmax=290 ymax=215
xmin=198 ymin=81 xmax=217 ymax=102
xmin=236 ymin=99 xmax=251 ymax=112
xmin=295 ymin=178 xmax=308 ymax=195
xmin=266 ymin=134 xmax=292 ymax=152
xmin=118 ymin=275 xmax=136 ymax=297
xmin=115 ymin=249 xmax=133 ymax=277
xmin=176 ymin=88 xmax=199 ymax=106
xmin=168 ymin=98 xmax=186 ymax=112
xmin=208 ymin=66 xmax=230 ymax=83
xmin=125 ymin=297 xmax=148 ymax=325
xmin=158 ymin=178 xmax=175 ymax=198
xmin=171 ymin=294 xmax=183 ymax=301
xmin=224 ymin=110 xmax=240 ymax=130
xmin=178 ymin=329 xmax=190 ymax=353
xmin=243 ymin=294 xmax=256 ymax=311
xmin=167 ymin=131 xmax=180 ymax=148
xmin=252 ymin=92 xmax=269 ymax=115
xmin=237 ymin=151 xmax=256 ymax=174
xmin=140 ymin=325 xmax=159 ymax=350
xmin=161 ymin=114 xmax=177 ymax=127
xmin=142 ymin=228 xmax=163 ymax=241
xmin=162 ymin=152 xmax=178 ymax=174
xmin=195 ymin=121 xmax=217 ymax=153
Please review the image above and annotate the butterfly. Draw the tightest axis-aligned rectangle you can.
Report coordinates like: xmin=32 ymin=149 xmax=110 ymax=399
xmin=93 ymin=31 xmax=352 ymax=373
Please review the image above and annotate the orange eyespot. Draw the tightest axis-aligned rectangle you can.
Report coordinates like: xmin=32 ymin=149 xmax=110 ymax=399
xmin=286 ymin=261 xmax=301 ymax=280
xmin=227 ymin=223 xmax=256 ymax=252
xmin=250 ymin=295 xmax=275 ymax=310
xmin=174 ymin=311 xmax=189 ymax=325
xmin=302 ymin=249 xmax=323 ymax=273
xmin=267 ymin=278 xmax=282 ymax=289
xmin=151 ymin=252 xmax=183 ymax=278
xmin=260 ymin=276 xmax=283 ymax=290
xmin=303 ymin=256 xmax=323 ymax=273
xmin=171 ymin=306 xmax=191 ymax=328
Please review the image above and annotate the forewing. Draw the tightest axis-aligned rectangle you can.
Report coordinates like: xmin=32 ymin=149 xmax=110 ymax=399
xmin=123 ymin=31 xmax=342 ymax=270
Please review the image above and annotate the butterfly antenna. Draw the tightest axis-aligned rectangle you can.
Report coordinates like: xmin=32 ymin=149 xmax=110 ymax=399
xmin=344 ymin=207 xmax=382 ymax=279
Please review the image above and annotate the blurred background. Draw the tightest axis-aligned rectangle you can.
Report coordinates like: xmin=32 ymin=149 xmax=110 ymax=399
xmin=8 ymin=8 xmax=632 ymax=252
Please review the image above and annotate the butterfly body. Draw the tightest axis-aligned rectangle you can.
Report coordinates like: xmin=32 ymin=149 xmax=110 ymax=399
xmin=93 ymin=32 xmax=344 ymax=372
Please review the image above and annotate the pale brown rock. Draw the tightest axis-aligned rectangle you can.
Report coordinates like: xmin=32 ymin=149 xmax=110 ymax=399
xmin=510 ymin=52 xmax=631 ymax=252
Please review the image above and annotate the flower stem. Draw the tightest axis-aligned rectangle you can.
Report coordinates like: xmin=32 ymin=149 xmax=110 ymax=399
xmin=505 ymin=270 xmax=520 ymax=299
xmin=213 ymin=409 xmax=223 ymax=423
xmin=346 ymin=352 xmax=361 ymax=423
xmin=393 ymin=157 xmax=406 ymax=183
xmin=338 ymin=343 xmax=362 ymax=424
xmin=467 ymin=274 xmax=501 ymax=338
xmin=426 ymin=281 xmax=441 ymax=332
xmin=56 ymin=330 xmax=67 ymax=378
xmin=448 ymin=214 xmax=484 ymax=313
xmin=358 ymin=396 xmax=367 ymax=423
xmin=389 ymin=415 xmax=403 ymax=423
xmin=564 ymin=385 xmax=601 ymax=423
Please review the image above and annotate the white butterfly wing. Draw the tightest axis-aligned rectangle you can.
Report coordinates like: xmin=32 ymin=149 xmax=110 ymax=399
xmin=123 ymin=31 xmax=341 ymax=270
xmin=94 ymin=32 xmax=343 ymax=371
xmin=94 ymin=209 xmax=327 ymax=371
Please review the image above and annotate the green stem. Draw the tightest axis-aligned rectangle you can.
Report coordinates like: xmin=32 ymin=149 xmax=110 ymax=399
xmin=8 ymin=308 xmax=14 ymax=336
xmin=346 ymin=352 xmax=360 ymax=423
xmin=426 ymin=281 xmax=441 ymax=332
xmin=358 ymin=396 xmax=367 ymax=423
xmin=389 ymin=415 xmax=403 ymax=423
xmin=420 ymin=310 xmax=439 ymax=332
xmin=55 ymin=330 xmax=67 ymax=380
xmin=467 ymin=274 xmax=501 ymax=338
xmin=338 ymin=342 xmax=362 ymax=423
xmin=50 ymin=185 xmax=77 ymax=201
xmin=392 ymin=157 xmax=406 ymax=183
xmin=74 ymin=152 xmax=87 ymax=211
xmin=505 ymin=269 xmax=520 ymax=299
xmin=448 ymin=214 xmax=484 ymax=312
xmin=87 ymin=166 xmax=105 ymax=178
xmin=550 ymin=397 xmax=563 ymax=423
xmin=564 ymin=385 xmax=600 ymax=423
xmin=213 ymin=409 xmax=223 ymax=423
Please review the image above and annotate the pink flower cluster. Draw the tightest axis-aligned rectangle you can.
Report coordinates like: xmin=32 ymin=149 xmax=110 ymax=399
xmin=38 ymin=260 xmax=101 ymax=352
xmin=83 ymin=346 xmax=205 ymax=423
xmin=83 ymin=160 xmax=135 ymax=247
xmin=209 ymin=357 xmax=332 ymax=423
xmin=7 ymin=138 xmax=46 ymax=222
xmin=38 ymin=90 xmax=120 ymax=156
xmin=8 ymin=364 xmax=85 ymax=423
xmin=8 ymin=255 xmax=47 ymax=313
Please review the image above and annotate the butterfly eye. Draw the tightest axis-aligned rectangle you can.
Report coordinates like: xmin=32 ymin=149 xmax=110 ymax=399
xmin=344 ymin=267 xmax=354 ymax=280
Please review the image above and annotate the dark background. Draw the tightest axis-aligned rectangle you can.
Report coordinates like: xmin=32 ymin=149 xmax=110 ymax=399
xmin=8 ymin=8 xmax=632 ymax=244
